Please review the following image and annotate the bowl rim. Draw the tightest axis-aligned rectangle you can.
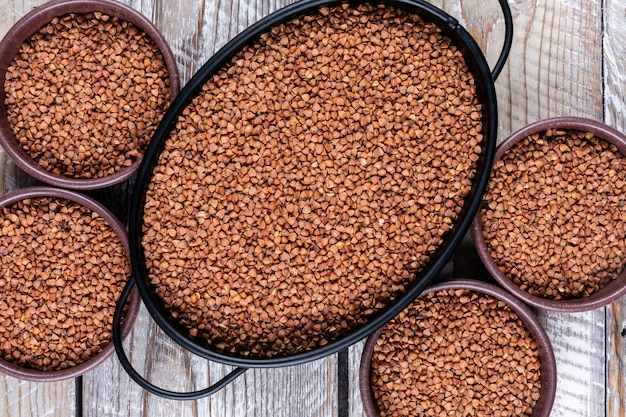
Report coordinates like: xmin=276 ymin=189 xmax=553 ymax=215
xmin=0 ymin=0 xmax=180 ymax=191
xmin=358 ymin=278 xmax=557 ymax=417
xmin=0 ymin=186 xmax=140 ymax=381
xmin=471 ymin=116 xmax=626 ymax=312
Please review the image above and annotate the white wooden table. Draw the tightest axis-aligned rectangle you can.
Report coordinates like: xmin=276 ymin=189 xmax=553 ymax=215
xmin=0 ymin=0 xmax=625 ymax=416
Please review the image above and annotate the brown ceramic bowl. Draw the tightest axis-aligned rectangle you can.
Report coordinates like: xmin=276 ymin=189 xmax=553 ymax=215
xmin=359 ymin=278 xmax=557 ymax=417
xmin=471 ymin=117 xmax=626 ymax=312
xmin=0 ymin=186 xmax=140 ymax=381
xmin=0 ymin=0 xmax=179 ymax=190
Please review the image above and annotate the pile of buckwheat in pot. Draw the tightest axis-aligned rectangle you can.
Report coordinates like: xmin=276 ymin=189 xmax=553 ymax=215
xmin=370 ymin=289 xmax=542 ymax=417
xmin=142 ymin=3 xmax=484 ymax=357
xmin=3 ymin=11 xmax=171 ymax=179
xmin=481 ymin=129 xmax=626 ymax=299
xmin=0 ymin=197 xmax=130 ymax=371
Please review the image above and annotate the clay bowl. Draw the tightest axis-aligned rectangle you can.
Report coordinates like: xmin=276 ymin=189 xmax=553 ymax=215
xmin=0 ymin=0 xmax=179 ymax=190
xmin=0 ymin=186 xmax=140 ymax=381
xmin=471 ymin=117 xmax=626 ymax=312
xmin=359 ymin=278 xmax=557 ymax=417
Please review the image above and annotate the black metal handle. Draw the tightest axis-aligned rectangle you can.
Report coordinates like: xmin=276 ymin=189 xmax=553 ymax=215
xmin=112 ymin=277 xmax=248 ymax=400
xmin=491 ymin=0 xmax=513 ymax=80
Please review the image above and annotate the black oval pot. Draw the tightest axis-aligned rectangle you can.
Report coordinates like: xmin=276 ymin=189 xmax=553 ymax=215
xmin=114 ymin=0 xmax=513 ymax=400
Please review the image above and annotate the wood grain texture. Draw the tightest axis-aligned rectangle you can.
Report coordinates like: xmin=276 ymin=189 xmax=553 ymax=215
xmin=604 ymin=1 xmax=626 ymax=417
xmin=0 ymin=377 xmax=75 ymax=417
xmin=607 ymin=302 xmax=626 ymax=417
xmin=538 ymin=311 xmax=606 ymax=417
xmin=603 ymin=0 xmax=626 ymax=133
xmin=498 ymin=1 xmax=607 ymax=416
xmin=1 ymin=0 xmax=625 ymax=416
xmin=82 ymin=1 xmax=337 ymax=416
xmin=348 ymin=340 xmax=366 ymax=417
xmin=0 ymin=3 xmax=78 ymax=416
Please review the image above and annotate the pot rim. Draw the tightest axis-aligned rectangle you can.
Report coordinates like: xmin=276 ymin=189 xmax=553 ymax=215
xmin=471 ymin=116 xmax=626 ymax=312
xmin=0 ymin=0 xmax=180 ymax=191
xmin=0 ymin=186 xmax=140 ymax=381
xmin=358 ymin=278 xmax=557 ymax=417
xmin=127 ymin=0 xmax=500 ymax=368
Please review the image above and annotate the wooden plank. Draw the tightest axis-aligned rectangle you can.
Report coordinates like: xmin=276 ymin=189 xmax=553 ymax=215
xmin=346 ymin=0 xmax=510 ymax=415
xmin=496 ymin=0 xmax=604 ymax=132
xmin=603 ymin=0 xmax=626 ymax=134
xmin=0 ymin=377 xmax=75 ymax=417
xmin=604 ymin=1 xmax=626 ymax=416
xmin=493 ymin=0 xmax=606 ymax=415
xmin=607 ymin=302 xmax=626 ymax=417
xmin=206 ymin=358 xmax=336 ymax=417
xmin=348 ymin=340 xmax=366 ymax=417
xmin=537 ymin=312 xmax=606 ymax=417
xmin=83 ymin=1 xmax=337 ymax=416
xmin=0 ymin=2 xmax=77 ymax=417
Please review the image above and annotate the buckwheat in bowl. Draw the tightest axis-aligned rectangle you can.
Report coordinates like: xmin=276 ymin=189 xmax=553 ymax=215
xmin=0 ymin=0 xmax=179 ymax=190
xmin=472 ymin=117 xmax=626 ymax=312
xmin=0 ymin=186 xmax=139 ymax=381
xmin=359 ymin=279 xmax=556 ymax=417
